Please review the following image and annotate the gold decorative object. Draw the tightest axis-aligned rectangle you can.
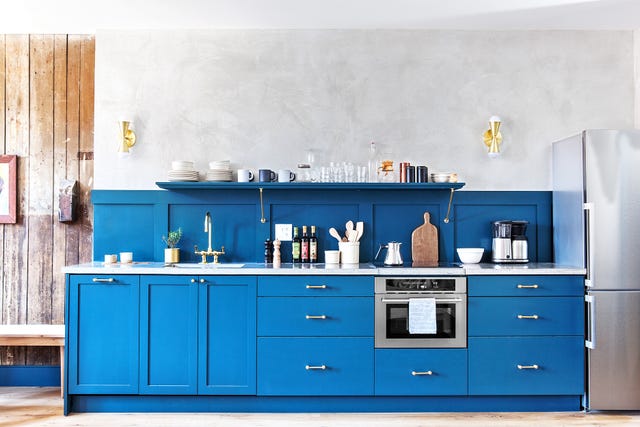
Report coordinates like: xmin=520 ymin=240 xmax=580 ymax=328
xmin=483 ymin=116 xmax=502 ymax=157
xmin=117 ymin=121 xmax=136 ymax=156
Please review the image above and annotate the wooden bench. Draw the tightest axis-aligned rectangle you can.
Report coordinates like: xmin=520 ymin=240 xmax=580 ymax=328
xmin=0 ymin=324 xmax=65 ymax=397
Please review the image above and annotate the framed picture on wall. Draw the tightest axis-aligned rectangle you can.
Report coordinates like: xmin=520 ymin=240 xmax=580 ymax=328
xmin=0 ymin=155 xmax=17 ymax=224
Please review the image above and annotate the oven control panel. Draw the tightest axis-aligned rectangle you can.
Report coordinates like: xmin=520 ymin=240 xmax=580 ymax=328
xmin=374 ymin=277 xmax=466 ymax=294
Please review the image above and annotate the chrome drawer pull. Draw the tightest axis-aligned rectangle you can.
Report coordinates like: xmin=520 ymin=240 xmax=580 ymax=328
xmin=306 ymin=284 xmax=327 ymax=289
xmin=517 ymin=314 xmax=539 ymax=320
xmin=305 ymin=315 xmax=327 ymax=320
xmin=411 ymin=370 xmax=433 ymax=376
xmin=517 ymin=364 xmax=539 ymax=370
xmin=305 ymin=365 xmax=326 ymax=370
xmin=517 ymin=284 xmax=539 ymax=289
xmin=92 ymin=278 xmax=114 ymax=283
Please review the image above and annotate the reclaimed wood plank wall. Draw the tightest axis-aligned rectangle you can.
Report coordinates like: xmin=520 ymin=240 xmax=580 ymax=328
xmin=0 ymin=35 xmax=94 ymax=366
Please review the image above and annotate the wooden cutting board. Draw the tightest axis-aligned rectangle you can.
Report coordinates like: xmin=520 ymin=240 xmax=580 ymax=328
xmin=411 ymin=212 xmax=439 ymax=264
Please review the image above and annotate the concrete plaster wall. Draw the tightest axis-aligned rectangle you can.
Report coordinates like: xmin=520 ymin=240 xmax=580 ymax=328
xmin=94 ymin=30 xmax=634 ymax=190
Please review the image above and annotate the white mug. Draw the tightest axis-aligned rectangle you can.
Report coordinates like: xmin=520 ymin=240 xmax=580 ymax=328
xmin=237 ymin=169 xmax=254 ymax=182
xmin=120 ymin=252 xmax=133 ymax=264
xmin=277 ymin=169 xmax=296 ymax=182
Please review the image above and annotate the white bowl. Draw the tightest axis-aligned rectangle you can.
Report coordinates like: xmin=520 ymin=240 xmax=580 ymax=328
xmin=457 ymin=248 xmax=484 ymax=264
xmin=171 ymin=160 xmax=194 ymax=171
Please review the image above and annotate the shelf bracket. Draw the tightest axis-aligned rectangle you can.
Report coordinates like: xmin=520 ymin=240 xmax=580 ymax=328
xmin=259 ymin=187 xmax=267 ymax=223
xmin=443 ymin=188 xmax=455 ymax=224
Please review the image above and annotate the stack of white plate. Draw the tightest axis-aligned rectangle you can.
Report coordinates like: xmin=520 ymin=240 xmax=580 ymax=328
xmin=430 ymin=172 xmax=458 ymax=183
xmin=206 ymin=160 xmax=232 ymax=182
xmin=167 ymin=160 xmax=199 ymax=182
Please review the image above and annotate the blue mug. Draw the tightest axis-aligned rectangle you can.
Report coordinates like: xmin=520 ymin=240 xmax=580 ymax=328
xmin=259 ymin=169 xmax=277 ymax=182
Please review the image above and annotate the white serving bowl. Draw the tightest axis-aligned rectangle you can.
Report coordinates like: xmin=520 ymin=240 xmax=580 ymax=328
xmin=456 ymin=248 xmax=484 ymax=264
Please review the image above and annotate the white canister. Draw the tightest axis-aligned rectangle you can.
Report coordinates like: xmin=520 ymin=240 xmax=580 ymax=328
xmin=338 ymin=241 xmax=360 ymax=264
xmin=324 ymin=250 xmax=340 ymax=264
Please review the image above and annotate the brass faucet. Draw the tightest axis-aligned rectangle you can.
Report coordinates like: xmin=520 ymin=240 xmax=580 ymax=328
xmin=194 ymin=211 xmax=225 ymax=263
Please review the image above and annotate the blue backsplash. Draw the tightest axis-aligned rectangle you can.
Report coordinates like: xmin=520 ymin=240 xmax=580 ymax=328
xmin=92 ymin=188 xmax=552 ymax=264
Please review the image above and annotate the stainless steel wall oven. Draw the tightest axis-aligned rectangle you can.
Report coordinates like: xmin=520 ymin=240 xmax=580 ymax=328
xmin=374 ymin=276 xmax=467 ymax=348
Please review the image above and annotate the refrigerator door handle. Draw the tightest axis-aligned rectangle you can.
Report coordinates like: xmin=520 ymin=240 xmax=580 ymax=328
xmin=584 ymin=202 xmax=595 ymax=288
xmin=585 ymin=294 xmax=596 ymax=349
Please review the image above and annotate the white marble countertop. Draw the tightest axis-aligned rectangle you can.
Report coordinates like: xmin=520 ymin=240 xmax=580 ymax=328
xmin=63 ymin=262 xmax=585 ymax=276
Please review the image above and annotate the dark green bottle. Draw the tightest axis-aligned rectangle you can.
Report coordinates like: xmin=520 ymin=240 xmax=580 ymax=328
xmin=292 ymin=226 xmax=301 ymax=263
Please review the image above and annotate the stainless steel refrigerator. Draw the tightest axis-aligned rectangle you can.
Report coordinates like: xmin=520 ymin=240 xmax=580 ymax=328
xmin=553 ymin=129 xmax=640 ymax=410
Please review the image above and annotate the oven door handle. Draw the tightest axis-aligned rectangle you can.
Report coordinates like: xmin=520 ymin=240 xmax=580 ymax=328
xmin=380 ymin=298 xmax=463 ymax=303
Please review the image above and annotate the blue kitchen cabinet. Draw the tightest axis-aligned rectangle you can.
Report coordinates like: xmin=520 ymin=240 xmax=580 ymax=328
xmin=68 ymin=275 xmax=140 ymax=394
xmin=139 ymin=275 xmax=198 ymax=394
xmin=198 ymin=275 xmax=257 ymax=395
xmin=375 ymin=349 xmax=467 ymax=396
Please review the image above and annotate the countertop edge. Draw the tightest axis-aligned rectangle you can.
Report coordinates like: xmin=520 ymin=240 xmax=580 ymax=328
xmin=62 ymin=262 xmax=586 ymax=276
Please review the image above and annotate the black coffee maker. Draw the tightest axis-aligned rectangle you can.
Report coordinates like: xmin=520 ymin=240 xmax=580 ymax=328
xmin=492 ymin=220 xmax=528 ymax=263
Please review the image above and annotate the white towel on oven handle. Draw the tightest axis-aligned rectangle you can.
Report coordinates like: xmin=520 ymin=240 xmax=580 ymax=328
xmin=408 ymin=298 xmax=437 ymax=334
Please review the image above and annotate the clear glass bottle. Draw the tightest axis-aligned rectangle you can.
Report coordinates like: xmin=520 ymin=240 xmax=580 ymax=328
xmin=367 ymin=141 xmax=378 ymax=182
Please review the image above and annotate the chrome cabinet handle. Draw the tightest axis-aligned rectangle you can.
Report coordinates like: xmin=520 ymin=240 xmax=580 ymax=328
xmin=305 ymin=315 xmax=327 ymax=320
xmin=411 ymin=370 xmax=433 ymax=376
xmin=92 ymin=278 xmax=114 ymax=283
xmin=305 ymin=365 xmax=326 ymax=370
xmin=517 ymin=364 xmax=539 ymax=370
xmin=517 ymin=284 xmax=539 ymax=289
xmin=517 ymin=314 xmax=539 ymax=319
xmin=306 ymin=284 xmax=327 ymax=289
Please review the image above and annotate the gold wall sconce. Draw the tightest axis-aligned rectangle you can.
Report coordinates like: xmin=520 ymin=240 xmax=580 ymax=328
xmin=483 ymin=116 xmax=502 ymax=158
xmin=117 ymin=121 xmax=136 ymax=157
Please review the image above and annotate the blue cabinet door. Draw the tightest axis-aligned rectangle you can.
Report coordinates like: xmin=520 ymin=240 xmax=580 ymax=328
xmin=468 ymin=336 xmax=584 ymax=395
xmin=375 ymin=349 xmax=467 ymax=396
xmin=257 ymin=337 xmax=374 ymax=396
xmin=198 ymin=276 xmax=257 ymax=395
xmin=140 ymin=275 xmax=198 ymax=394
xmin=257 ymin=297 xmax=374 ymax=336
xmin=68 ymin=275 xmax=139 ymax=394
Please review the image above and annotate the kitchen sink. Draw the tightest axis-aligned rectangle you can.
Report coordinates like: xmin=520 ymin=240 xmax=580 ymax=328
xmin=169 ymin=263 xmax=245 ymax=268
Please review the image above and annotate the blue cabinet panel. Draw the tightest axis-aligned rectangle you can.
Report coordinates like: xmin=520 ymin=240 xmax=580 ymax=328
xmin=258 ymin=276 xmax=374 ymax=297
xmin=257 ymin=337 xmax=374 ymax=396
xmin=468 ymin=275 xmax=584 ymax=296
xmin=468 ymin=337 xmax=584 ymax=395
xmin=198 ymin=276 xmax=257 ymax=395
xmin=93 ymin=204 xmax=156 ymax=261
xmin=375 ymin=349 xmax=467 ymax=396
xmin=68 ymin=275 xmax=140 ymax=394
xmin=257 ymin=297 xmax=373 ymax=337
xmin=140 ymin=276 xmax=198 ymax=394
xmin=468 ymin=297 xmax=584 ymax=336
xmin=171 ymin=204 xmax=257 ymax=263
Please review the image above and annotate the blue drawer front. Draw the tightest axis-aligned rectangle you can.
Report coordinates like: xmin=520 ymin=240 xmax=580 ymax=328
xmin=468 ymin=337 xmax=584 ymax=395
xmin=257 ymin=337 xmax=374 ymax=395
xmin=258 ymin=297 xmax=373 ymax=336
xmin=375 ymin=349 xmax=467 ymax=396
xmin=468 ymin=297 xmax=584 ymax=336
xmin=258 ymin=276 xmax=373 ymax=297
xmin=468 ymin=276 xmax=584 ymax=297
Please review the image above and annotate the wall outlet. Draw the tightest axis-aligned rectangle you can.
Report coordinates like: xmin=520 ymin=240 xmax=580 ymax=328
xmin=275 ymin=224 xmax=293 ymax=241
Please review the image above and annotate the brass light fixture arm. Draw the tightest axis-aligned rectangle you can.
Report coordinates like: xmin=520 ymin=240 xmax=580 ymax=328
xmin=444 ymin=188 xmax=455 ymax=224
xmin=259 ymin=187 xmax=267 ymax=223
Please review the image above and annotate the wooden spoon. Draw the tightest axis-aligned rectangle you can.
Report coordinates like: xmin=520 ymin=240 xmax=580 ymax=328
xmin=329 ymin=227 xmax=343 ymax=243
xmin=355 ymin=221 xmax=364 ymax=241
xmin=345 ymin=220 xmax=354 ymax=240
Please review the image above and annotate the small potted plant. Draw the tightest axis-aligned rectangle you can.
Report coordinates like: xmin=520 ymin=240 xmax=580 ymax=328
xmin=162 ymin=227 xmax=182 ymax=264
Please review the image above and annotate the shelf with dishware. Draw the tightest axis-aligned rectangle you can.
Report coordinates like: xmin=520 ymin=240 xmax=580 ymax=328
xmin=155 ymin=181 xmax=466 ymax=190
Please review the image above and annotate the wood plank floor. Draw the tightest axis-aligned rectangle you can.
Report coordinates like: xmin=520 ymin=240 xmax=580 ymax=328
xmin=2 ymin=387 xmax=640 ymax=427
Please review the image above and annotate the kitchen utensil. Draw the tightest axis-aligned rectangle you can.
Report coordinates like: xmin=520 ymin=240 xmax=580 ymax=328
xmin=329 ymin=227 xmax=343 ymax=243
xmin=411 ymin=212 xmax=439 ymax=264
xmin=346 ymin=220 xmax=354 ymax=237
xmin=375 ymin=242 xmax=403 ymax=266
xmin=355 ymin=221 xmax=364 ymax=241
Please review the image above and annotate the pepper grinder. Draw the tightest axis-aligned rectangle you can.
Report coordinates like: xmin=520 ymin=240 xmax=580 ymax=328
xmin=264 ymin=239 xmax=273 ymax=263
xmin=273 ymin=239 xmax=281 ymax=268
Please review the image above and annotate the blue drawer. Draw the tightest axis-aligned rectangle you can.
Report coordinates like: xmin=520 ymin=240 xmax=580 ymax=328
xmin=468 ymin=336 xmax=584 ymax=395
xmin=257 ymin=337 xmax=374 ymax=395
xmin=258 ymin=297 xmax=373 ymax=336
xmin=468 ymin=297 xmax=584 ymax=336
xmin=468 ymin=276 xmax=584 ymax=297
xmin=258 ymin=276 xmax=373 ymax=297
xmin=375 ymin=349 xmax=467 ymax=396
